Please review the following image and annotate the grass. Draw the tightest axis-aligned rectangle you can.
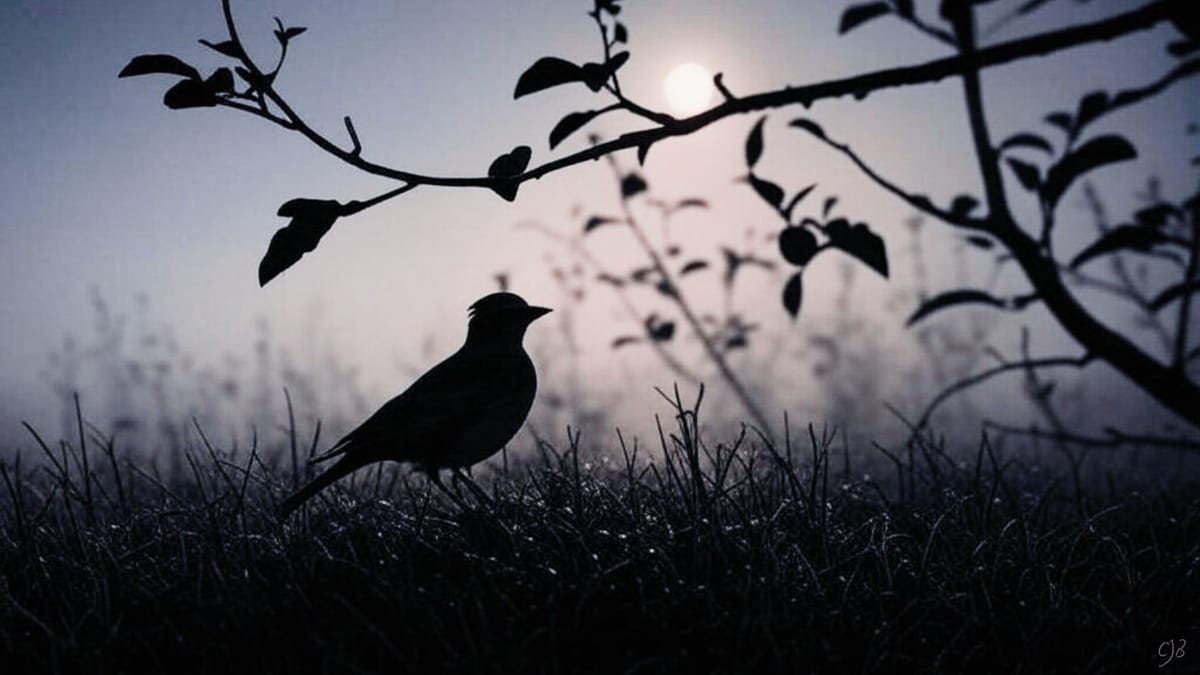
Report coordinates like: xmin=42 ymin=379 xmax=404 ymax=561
xmin=1 ymin=389 xmax=1198 ymax=674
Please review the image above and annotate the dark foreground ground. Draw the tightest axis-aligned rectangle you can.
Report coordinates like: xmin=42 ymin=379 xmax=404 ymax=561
xmin=2 ymin=403 xmax=1198 ymax=674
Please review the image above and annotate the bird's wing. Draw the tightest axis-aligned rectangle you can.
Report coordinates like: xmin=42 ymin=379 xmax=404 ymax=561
xmin=311 ymin=348 xmax=511 ymax=463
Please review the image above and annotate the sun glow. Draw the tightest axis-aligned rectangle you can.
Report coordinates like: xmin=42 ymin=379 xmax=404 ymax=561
xmin=663 ymin=62 xmax=714 ymax=116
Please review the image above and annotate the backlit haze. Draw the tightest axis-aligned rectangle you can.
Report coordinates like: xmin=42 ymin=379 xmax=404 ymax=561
xmin=1 ymin=1 xmax=1195 ymax=451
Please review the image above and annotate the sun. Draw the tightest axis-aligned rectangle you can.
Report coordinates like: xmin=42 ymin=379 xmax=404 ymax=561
xmin=663 ymin=62 xmax=714 ymax=116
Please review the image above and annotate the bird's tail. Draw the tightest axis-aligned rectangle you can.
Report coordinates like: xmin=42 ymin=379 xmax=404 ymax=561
xmin=278 ymin=457 xmax=358 ymax=521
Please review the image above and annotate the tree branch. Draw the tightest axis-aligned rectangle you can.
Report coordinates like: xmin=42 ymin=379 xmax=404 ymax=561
xmin=792 ymin=124 xmax=982 ymax=229
xmin=212 ymin=0 xmax=1176 ymax=196
xmin=982 ymin=420 xmax=1200 ymax=452
xmin=910 ymin=351 xmax=1094 ymax=433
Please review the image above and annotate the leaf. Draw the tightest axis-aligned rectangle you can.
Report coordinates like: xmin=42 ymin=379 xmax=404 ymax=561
xmin=680 ymin=260 xmax=709 ymax=275
xmin=645 ymin=316 xmax=675 ymax=342
xmin=906 ymin=289 xmax=1006 ymax=326
xmin=839 ymin=2 xmax=892 ymax=35
xmin=613 ymin=23 xmax=628 ymax=43
xmin=198 ymin=39 xmax=244 ymax=60
xmin=235 ymin=66 xmax=274 ymax=93
xmin=1073 ymin=90 xmax=1109 ymax=134
xmin=748 ymin=174 xmax=784 ymax=210
xmin=674 ymin=198 xmax=708 ymax=211
xmin=1006 ymin=157 xmax=1042 ymax=192
xmin=1044 ymin=111 xmax=1073 ymax=132
xmin=998 ymin=132 xmax=1052 ymax=154
xmin=1042 ymin=135 xmax=1137 ymax=208
xmin=596 ymin=273 xmax=625 ymax=287
xmin=163 ymin=79 xmax=218 ymax=109
xmin=488 ymin=145 xmax=532 ymax=178
xmin=636 ymin=141 xmax=652 ymax=166
xmin=513 ymin=57 xmax=585 ymax=98
xmin=965 ymin=235 xmax=995 ymax=250
xmin=783 ymin=183 xmax=817 ymax=222
xmin=827 ymin=220 xmax=888 ymax=278
xmin=789 ymin=118 xmax=826 ymax=139
xmin=584 ymin=216 xmax=620 ymax=233
xmin=204 ymin=67 xmax=234 ymax=94
xmin=950 ymin=194 xmax=979 ymax=218
xmin=745 ymin=116 xmax=766 ymax=168
xmin=119 ymin=54 xmax=200 ymax=80
xmin=276 ymin=26 xmax=308 ymax=44
xmin=621 ymin=173 xmax=648 ymax=199
xmin=1069 ymin=225 xmax=1172 ymax=269
xmin=822 ymin=196 xmax=839 ymax=218
xmin=779 ymin=227 xmax=819 ymax=266
xmin=721 ymin=248 xmax=742 ymax=289
xmin=581 ymin=51 xmax=630 ymax=91
xmin=1149 ymin=280 xmax=1200 ymax=312
xmin=782 ymin=272 xmax=803 ymax=319
xmin=259 ymin=199 xmax=343 ymax=286
xmin=1133 ymin=203 xmax=1180 ymax=229
xmin=549 ymin=110 xmax=601 ymax=149
xmin=611 ymin=336 xmax=641 ymax=349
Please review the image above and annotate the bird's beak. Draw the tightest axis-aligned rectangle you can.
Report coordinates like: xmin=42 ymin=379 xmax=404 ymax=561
xmin=526 ymin=306 xmax=552 ymax=321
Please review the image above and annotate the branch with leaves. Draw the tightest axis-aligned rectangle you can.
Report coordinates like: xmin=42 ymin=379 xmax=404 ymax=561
xmin=120 ymin=0 xmax=1200 ymax=435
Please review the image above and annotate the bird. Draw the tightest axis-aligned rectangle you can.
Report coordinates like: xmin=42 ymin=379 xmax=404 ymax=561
xmin=278 ymin=292 xmax=551 ymax=519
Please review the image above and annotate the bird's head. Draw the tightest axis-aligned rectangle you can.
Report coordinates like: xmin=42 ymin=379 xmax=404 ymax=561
xmin=465 ymin=292 xmax=551 ymax=344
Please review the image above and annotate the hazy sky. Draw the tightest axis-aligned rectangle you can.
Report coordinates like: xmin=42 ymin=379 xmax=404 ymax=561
xmin=1 ymin=1 xmax=1195 ymax=447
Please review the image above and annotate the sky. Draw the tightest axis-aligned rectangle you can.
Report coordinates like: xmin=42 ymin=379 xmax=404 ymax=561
xmin=1 ymin=0 xmax=1196 ymax=451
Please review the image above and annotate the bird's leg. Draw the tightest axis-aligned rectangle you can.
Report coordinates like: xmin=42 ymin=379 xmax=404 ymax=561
xmin=452 ymin=468 xmax=495 ymax=509
xmin=426 ymin=469 xmax=469 ymax=511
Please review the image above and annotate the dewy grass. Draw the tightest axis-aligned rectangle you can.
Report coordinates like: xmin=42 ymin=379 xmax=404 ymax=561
xmin=1 ymin=391 xmax=1197 ymax=674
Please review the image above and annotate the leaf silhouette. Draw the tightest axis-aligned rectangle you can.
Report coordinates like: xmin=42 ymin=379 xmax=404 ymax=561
xmin=1044 ymin=111 xmax=1073 ymax=132
xmin=1042 ymin=135 xmax=1137 ymax=208
xmin=163 ymin=79 xmax=219 ymax=109
xmin=782 ymin=272 xmax=803 ymax=319
xmin=779 ymin=227 xmax=819 ymax=266
xmin=748 ymin=174 xmax=784 ymax=210
xmin=611 ymin=335 xmax=641 ymax=349
xmin=998 ymin=132 xmax=1052 ymax=154
xmin=1149 ymin=280 xmax=1200 ymax=312
xmin=621 ymin=173 xmax=647 ymax=199
xmin=822 ymin=196 xmax=839 ymax=218
xmin=1069 ymin=225 xmax=1171 ymax=269
xmin=1073 ymin=90 xmax=1109 ymax=135
xmin=584 ymin=215 xmax=620 ymax=233
xmin=259 ymin=199 xmax=343 ymax=286
xmin=199 ymin=39 xmax=245 ymax=60
xmin=826 ymin=219 xmax=888 ymax=278
xmin=674 ymin=198 xmax=709 ymax=211
xmin=581 ymin=51 xmax=630 ymax=91
xmin=613 ymin=23 xmax=628 ymax=43
xmin=745 ymin=116 xmax=766 ymax=168
xmin=680 ymin=260 xmax=709 ymax=275
xmin=906 ymin=289 xmax=1006 ymax=326
xmin=119 ymin=54 xmax=200 ymax=80
xmin=204 ymin=67 xmax=234 ymax=95
xmin=839 ymin=2 xmax=892 ymax=34
xmin=513 ymin=57 xmax=585 ymax=98
xmin=645 ymin=315 xmax=675 ymax=342
xmin=1006 ymin=157 xmax=1041 ymax=191
xmin=950 ymin=194 xmax=979 ymax=218
xmin=1133 ymin=203 xmax=1180 ymax=229
xmin=965 ymin=235 xmax=995 ymax=249
xmin=549 ymin=110 xmax=601 ymax=149
xmin=488 ymin=146 xmax=532 ymax=178
xmin=783 ymin=183 xmax=817 ymax=222
xmin=789 ymin=118 xmax=826 ymax=139
xmin=636 ymin=141 xmax=652 ymax=166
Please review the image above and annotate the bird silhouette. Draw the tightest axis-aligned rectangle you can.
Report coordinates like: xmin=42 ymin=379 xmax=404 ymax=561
xmin=279 ymin=292 xmax=551 ymax=519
